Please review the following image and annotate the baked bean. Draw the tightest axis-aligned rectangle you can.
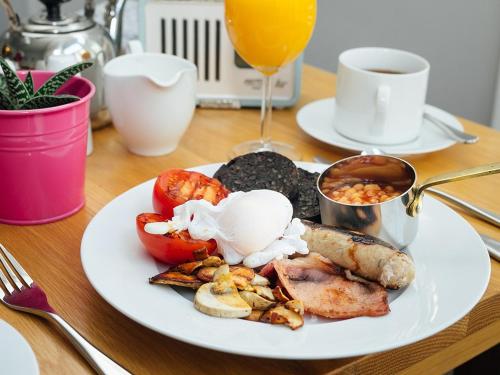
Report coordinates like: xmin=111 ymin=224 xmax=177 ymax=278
xmin=321 ymin=181 xmax=403 ymax=205
xmin=384 ymin=185 xmax=395 ymax=193
xmin=364 ymin=184 xmax=381 ymax=191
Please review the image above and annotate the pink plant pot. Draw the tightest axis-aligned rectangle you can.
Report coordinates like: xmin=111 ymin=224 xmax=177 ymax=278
xmin=0 ymin=71 xmax=95 ymax=225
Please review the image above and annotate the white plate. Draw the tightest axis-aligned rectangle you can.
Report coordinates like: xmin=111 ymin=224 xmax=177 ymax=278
xmin=81 ymin=162 xmax=490 ymax=359
xmin=0 ymin=320 xmax=39 ymax=375
xmin=297 ymin=98 xmax=464 ymax=156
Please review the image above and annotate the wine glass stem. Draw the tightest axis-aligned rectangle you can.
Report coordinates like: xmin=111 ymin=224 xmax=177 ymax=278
xmin=260 ymin=74 xmax=273 ymax=149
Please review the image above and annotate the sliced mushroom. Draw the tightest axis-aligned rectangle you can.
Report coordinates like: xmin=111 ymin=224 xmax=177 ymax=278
xmin=197 ymin=266 xmax=217 ymax=282
xmin=260 ymin=304 xmax=304 ymax=330
xmin=272 ymin=286 xmax=290 ymax=302
xmin=232 ymin=275 xmax=251 ymax=290
xmin=194 ymin=264 xmax=252 ymax=318
xmin=239 ymin=291 xmax=276 ymax=310
xmin=202 ymin=256 xmax=224 ymax=267
xmin=149 ymin=271 xmax=202 ymax=289
xmin=230 ymin=266 xmax=255 ymax=280
xmin=213 ymin=264 xmax=230 ymax=280
xmin=212 ymin=280 xmax=235 ymax=295
xmin=212 ymin=265 xmax=235 ymax=294
xmin=193 ymin=247 xmax=209 ymax=260
xmin=285 ymin=300 xmax=304 ymax=315
xmin=227 ymin=266 xmax=253 ymax=289
xmin=173 ymin=261 xmax=203 ymax=275
xmin=243 ymin=310 xmax=265 ymax=322
xmin=196 ymin=265 xmax=255 ymax=288
xmin=251 ymin=274 xmax=270 ymax=286
xmin=194 ymin=282 xmax=251 ymax=318
xmin=239 ymin=283 xmax=256 ymax=292
xmin=253 ymin=286 xmax=275 ymax=301
xmin=261 ymin=308 xmax=286 ymax=325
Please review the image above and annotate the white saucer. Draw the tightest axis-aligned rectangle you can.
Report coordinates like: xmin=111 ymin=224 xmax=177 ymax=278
xmin=297 ymin=98 xmax=464 ymax=156
xmin=0 ymin=320 xmax=39 ymax=375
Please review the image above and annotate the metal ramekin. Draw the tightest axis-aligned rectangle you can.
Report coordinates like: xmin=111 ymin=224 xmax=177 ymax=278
xmin=317 ymin=154 xmax=500 ymax=249
xmin=317 ymin=155 xmax=418 ymax=249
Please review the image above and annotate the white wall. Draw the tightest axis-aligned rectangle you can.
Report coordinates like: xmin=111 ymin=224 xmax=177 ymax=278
xmin=304 ymin=0 xmax=500 ymax=126
xmin=2 ymin=0 xmax=500 ymax=125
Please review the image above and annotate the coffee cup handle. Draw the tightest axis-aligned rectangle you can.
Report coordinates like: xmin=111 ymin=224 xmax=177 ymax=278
xmin=373 ymin=86 xmax=391 ymax=136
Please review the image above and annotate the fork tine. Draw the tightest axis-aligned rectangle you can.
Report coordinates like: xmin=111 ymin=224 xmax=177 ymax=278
xmin=0 ymin=244 xmax=28 ymax=290
xmin=0 ymin=265 xmax=14 ymax=295
xmin=0 ymin=244 xmax=34 ymax=286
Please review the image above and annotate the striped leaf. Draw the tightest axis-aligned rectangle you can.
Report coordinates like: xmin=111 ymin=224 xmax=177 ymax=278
xmin=0 ymin=89 xmax=15 ymax=110
xmin=20 ymin=94 xmax=80 ymax=110
xmin=0 ymin=58 xmax=30 ymax=107
xmin=34 ymin=62 xmax=93 ymax=97
xmin=0 ymin=74 xmax=7 ymax=95
xmin=24 ymin=71 xmax=34 ymax=96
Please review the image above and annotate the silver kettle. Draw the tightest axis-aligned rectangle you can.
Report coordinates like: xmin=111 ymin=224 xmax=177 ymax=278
xmin=0 ymin=0 xmax=127 ymax=129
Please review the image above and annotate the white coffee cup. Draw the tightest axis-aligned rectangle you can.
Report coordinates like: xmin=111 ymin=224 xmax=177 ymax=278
xmin=333 ymin=47 xmax=430 ymax=145
xmin=104 ymin=52 xmax=197 ymax=156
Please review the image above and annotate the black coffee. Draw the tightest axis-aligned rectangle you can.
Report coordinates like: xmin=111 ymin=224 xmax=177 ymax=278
xmin=367 ymin=68 xmax=405 ymax=74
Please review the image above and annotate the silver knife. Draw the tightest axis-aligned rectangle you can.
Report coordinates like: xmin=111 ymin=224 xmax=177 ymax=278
xmin=427 ymin=188 xmax=500 ymax=228
xmin=480 ymin=234 xmax=500 ymax=261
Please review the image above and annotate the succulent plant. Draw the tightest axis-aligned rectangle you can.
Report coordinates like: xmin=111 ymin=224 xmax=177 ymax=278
xmin=0 ymin=58 xmax=93 ymax=110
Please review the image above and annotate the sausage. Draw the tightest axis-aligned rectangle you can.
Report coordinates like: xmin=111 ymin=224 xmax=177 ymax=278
xmin=300 ymin=220 xmax=415 ymax=289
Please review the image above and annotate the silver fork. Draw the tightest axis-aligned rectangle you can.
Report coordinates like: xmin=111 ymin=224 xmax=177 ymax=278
xmin=0 ymin=243 xmax=131 ymax=375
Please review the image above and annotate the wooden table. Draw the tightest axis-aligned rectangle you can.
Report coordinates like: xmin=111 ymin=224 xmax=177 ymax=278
xmin=1 ymin=65 xmax=499 ymax=374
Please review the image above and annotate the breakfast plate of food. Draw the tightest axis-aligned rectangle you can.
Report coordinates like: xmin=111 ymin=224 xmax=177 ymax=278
xmin=81 ymin=152 xmax=490 ymax=359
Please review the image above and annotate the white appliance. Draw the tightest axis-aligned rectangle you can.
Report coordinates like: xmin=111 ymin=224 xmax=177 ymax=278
xmin=138 ymin=0 xmax=302 ymax=108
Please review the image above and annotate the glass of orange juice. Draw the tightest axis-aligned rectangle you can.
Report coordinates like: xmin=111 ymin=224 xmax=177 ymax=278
xmin=225 ymin=0 xmax=317 ymax=159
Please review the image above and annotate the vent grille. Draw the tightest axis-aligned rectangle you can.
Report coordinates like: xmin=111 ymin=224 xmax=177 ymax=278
xmin=159 ymin=17 xmax=221 ymax=82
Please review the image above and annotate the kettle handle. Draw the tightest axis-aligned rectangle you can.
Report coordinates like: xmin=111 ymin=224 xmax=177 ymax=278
xmin=84 ymin=0 xmax=95 ymax=19
xmin=105 ymin=0 xmax=128 ymax=53
xmin=0 ymin=0 xmax=20 ymax=30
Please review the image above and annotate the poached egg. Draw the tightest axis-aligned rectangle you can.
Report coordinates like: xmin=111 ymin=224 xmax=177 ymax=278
xmin=144 ymin=190 xmax=308 ymax=267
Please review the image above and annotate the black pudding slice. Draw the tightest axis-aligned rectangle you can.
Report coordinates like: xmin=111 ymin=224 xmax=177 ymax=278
xmin=213 ymin=152 xmax=299 ymax=200
xmin=293 ymin=168 xmax=321 ymax=221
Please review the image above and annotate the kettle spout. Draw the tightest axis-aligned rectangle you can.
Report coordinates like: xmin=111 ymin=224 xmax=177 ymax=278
xmin=104 ymin=0 xmax=128 ymax=54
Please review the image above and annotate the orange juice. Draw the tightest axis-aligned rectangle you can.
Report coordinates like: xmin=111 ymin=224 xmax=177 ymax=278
xmin=225 ymin=0 xmax=316 ymax=75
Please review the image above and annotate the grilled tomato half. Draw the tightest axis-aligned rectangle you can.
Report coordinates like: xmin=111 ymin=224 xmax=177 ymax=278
xmin=153 ymin=169 xmax=230 ymax=218
xmin=136 ymin=213 xmax=217 ymax=265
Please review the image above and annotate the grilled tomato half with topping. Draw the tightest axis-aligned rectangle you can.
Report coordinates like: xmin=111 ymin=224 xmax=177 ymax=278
xmin=136 ymin=213 xmax=217 ymax=265
xmin=153 ymin=169 xmax=230 ymax=218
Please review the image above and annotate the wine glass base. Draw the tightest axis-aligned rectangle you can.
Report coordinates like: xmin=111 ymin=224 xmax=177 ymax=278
xmin=229 ymin=140 xmax=302 ymax=160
